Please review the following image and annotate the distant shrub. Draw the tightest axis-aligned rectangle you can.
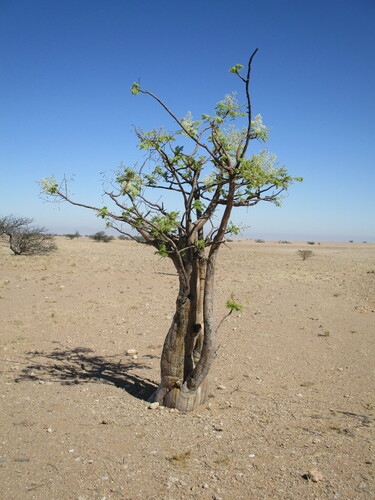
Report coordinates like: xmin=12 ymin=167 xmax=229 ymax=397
xmin=307 ymin=241 xmax=315 ymax=245
xmin=118 ymin=235 xmax=130 ymax=241
xmin=255 ymin=239 xmax=265 ymax=243
xmin=349 ymin=240 xmax=354 ymax=243
xmin=65 ymin=231 xmax=80 ymax=240
xmin=278 ymin=240 xmax=291 ymax=244
xmin=89 ymin=231 xmax=114 ymax=243
xmin=298 ymin=249 xmax=313 ymax=261
xmin=0 ymin=215 xmax=57 ymax=255
xmin=10 ymin=229 xmax=56 ymax=255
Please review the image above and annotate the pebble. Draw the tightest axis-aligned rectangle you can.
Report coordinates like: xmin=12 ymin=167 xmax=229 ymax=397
xmin=308 ymin=469 xmax=323 ymax=482
xmin=217 ymin=385 xmax=226 ymax=390
xmin=126 ymin=349 xmax=138 ymax=355
xmin=148 ymin=402 xmax=160 ymax=410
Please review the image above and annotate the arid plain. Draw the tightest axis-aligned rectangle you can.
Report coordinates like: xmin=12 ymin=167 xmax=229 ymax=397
xmin=1 ymin=237 xmax=374 ymax=499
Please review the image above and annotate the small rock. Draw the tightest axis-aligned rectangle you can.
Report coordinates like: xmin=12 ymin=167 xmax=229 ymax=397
xmin=168 ymin=477 xmax=179 ymax=484
xmin=202 ymin=483 xmax=209 ymax=489
xmin=126 ymin=349 xmax=138 ymax=355
xmin=248 ymin=454 xmax=256 ymax=458
xmin=307 ymin=469 xmax=323 ymax=482
xmin=217 ymin=385 xmax=226 ymax=390
xmin=148 ymin=402 xmax=160 ymax=410
xmin=46 ymin=427 xmax=53 ymax=433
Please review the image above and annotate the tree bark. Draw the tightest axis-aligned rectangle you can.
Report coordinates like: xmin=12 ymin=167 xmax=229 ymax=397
xmin=153 ymin=252 xmax=211 ymax=411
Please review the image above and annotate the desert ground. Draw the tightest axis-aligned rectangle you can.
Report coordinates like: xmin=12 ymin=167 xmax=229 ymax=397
xmin=0 ymin=236 xmax=374 ymax=499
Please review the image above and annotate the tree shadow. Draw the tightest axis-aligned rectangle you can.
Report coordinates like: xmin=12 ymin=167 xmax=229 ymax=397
xmin=14 ymin=346 xmax=158 ymax=401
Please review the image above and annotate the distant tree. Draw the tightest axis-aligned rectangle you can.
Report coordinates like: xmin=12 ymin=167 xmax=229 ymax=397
xmin=298 ymin=249 xmax=313 ymax=261
xmin=89 ymin=231 xmax=114 ymax=242
xmin=0 ymin=215 xmax=56 ymax=255
xmin=65 ymin=231 xmax=81 ymax=240
xmin=41 ymin=50 xmax=302 ymax=411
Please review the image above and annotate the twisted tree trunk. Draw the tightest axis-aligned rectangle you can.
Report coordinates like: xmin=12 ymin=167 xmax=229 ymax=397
xmin=153 ymin=251 xmax=213 ymax=411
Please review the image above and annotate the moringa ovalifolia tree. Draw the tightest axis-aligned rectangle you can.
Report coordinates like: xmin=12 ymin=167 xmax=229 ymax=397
xmin=42 ymin=50 xmax=301 ymax=411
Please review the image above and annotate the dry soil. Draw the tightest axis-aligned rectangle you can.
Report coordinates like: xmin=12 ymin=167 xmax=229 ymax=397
xmin=0 ymin=237 xmax=374 ymax=499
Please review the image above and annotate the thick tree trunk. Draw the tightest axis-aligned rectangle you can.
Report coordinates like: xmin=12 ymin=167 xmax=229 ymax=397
xmin=152 ymin=253 xmax=212 ymax=411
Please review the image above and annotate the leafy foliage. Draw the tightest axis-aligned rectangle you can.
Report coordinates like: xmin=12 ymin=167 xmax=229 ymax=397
xmin=41 ymin=56 xmax=301 ymax=259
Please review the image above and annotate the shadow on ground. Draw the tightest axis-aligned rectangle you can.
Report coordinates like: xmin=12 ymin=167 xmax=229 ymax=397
xmin=15 ymin=346 xmax=158 ymax=401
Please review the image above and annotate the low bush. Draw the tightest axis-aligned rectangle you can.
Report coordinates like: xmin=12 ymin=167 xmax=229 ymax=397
xmin=298 ymin=249 xmax=313 ymax=261
xmin=0 ymin=215 xmax=56 ymax=255
xmin=89 ymin=231 xmax=114 ymax=242
xmin=65 ymin=231 xmax=81 ymax=240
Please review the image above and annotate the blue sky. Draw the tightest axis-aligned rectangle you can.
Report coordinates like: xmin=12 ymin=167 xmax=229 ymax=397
xmin=1 ymin=0 xmax=374 ymax=241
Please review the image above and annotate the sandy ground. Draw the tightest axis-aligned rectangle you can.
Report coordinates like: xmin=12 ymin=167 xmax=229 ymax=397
xmin=0 ymin=236 xmax=374 ymax=500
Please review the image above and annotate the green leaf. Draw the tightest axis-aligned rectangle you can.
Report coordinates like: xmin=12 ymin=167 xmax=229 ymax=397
xmin=192 ymin=199 xmax=205 ymax=212
xmin=226 ymin=222 xmax=241 ymax=235
xmin=40 ymin=177 xmax=59 ymax=194
xmin=155 ymin=242 xmax=168 ymax=257
xmin=131 ymin=82 xmax=140 ymax=95
xmin=229 ymin=64 xmax=244 ymax=74
xmin=225 ymin=300 xmax=243 ymax=312
xmin=97 ymin=207 xmax=109 ymax=219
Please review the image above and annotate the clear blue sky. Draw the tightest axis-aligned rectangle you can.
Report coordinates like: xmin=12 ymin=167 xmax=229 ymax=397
xmin=1 ymin=0 xmax=374 ymax=241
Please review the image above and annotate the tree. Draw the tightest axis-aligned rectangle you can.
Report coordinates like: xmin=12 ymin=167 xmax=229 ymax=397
xmin=65 ymin=231 xmax=81 ymax=240
xmin=0 ymin=215 xmax=56 ymax=255
xmin=41 ymin=50 xmax=302 ymax=411
xmin=89 ymin=231 xmax=114 ymax=242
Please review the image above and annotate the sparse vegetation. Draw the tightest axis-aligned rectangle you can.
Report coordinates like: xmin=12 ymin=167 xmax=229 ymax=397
xmin=65 ymin=231 xmax=81 ymax=240
xmin=307 ymin=241 xmax=315 ymax=245
xmin=0 ymin=215 xmax=56 ymax=255
xmin=278 ymin=240 xmax=291 ymax=244
xmin=298 ymin=249 xmax=313 ymax=261
xmin=255 ymin=239 xmax=265 ymax=243
xmin=89 ymin=231 xmax=114 ymax=243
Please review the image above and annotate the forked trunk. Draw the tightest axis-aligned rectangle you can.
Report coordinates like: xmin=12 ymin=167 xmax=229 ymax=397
xmin=152 ymin=252 xmax=215 ymax=411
